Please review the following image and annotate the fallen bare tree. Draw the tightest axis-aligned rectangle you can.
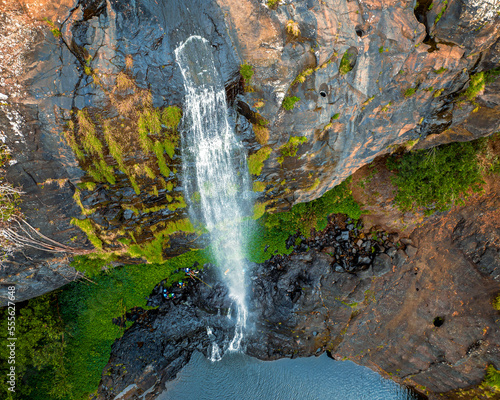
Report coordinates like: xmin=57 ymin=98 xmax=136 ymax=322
xmin=0 ymin=183 xmax=91 ymax=264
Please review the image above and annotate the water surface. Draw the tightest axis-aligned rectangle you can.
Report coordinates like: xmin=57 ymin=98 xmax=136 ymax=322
xmin=160 ymin=352 xmax=418 ymax=400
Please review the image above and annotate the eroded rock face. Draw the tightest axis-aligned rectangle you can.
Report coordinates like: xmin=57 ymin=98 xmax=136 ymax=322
xmin=0 ymin=0 xmax=499 ymax=301
xmin=97 ymin=187 xmax=500 ymax=399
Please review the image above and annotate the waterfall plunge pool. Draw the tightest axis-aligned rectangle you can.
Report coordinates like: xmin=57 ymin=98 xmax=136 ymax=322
xmin=159 ymin=352 xmax=420 ymax=400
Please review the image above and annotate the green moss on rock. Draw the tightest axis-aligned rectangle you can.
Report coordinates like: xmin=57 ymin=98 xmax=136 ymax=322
xmin=248 ymin=147 xmax=272 ymax=176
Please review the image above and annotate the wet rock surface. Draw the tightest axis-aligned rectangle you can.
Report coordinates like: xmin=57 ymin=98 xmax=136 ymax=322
xmin=97 ymin=186 xmax=500 ymax=400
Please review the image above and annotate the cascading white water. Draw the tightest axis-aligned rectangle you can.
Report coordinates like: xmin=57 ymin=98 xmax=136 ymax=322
xmin=175 ymin=36 xmax=252 ymax=353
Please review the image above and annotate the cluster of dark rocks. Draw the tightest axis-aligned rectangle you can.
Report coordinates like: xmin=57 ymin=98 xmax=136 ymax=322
xmin=283 ymin=217 xmax=417 ymax=276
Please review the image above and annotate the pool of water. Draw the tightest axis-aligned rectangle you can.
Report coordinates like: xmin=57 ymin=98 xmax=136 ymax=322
xmin=159 ymin=351 xmax=419 ymax=400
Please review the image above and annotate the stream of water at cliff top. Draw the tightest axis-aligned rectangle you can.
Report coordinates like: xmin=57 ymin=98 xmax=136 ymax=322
xmin=175 ymin=36 xmax=252 ymax=355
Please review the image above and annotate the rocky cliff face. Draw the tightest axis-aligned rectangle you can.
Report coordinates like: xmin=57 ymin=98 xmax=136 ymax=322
xmin=96 ymin=173 xmax=500 ymax=399
xmin=1 ymin=0 xmax=499 ymax=303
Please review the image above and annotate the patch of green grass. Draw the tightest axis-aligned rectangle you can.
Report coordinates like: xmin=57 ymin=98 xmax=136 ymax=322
xmin=240 ymin=63 xmax=254 ymax=90
xmin=51 ymin=28 xmax=61 ymax=38
xmin=404 ymin=87 xmax=417 ymax=98
xmin=248 ymin=147 xmax=272 ymax=176
xmin=267 ymin=0 xmax=280 ymax=8
xmin=378 ymin=46 xmax=384 ymax=54
xmin=77 ymin=110 xmax=103 ymax=158
xmin=293 ymin=68 xmax=314 ymax=85
xmin=463 ymin=68 xmax=500 ymax=101
xmin=387 ymin=141 xmax=484 ymax=215
xmin=167 ymin=195 xmax=187 ymax=211
xmin=433 ymin=67 xmax=448 ymax=74
xmin=493 ymin=293 xmax=500 ymax=310
xmin=161 ymin=106 xmax=182 ymax=130
xmin=434 ymin=0 xmax=448 ymax=24
xmin=154 ymin=141 xmax=171 ymax=176
xmin=253 ymin=201 xmax=268 ymax=220
xmin=483 ymin=365 xmax=500 ymax=391
xmin=71 ymin=218 xmax=103 ymax=249
xmin=339 ymin=52 xmax=354 ymax=74
xmin=143 ymin=165 xmax=156 ymax=179
xmin=253 ymin=180 xmax=267 ymax=192
xmin=78 ymin=181 xmax=96 ymax=191
xmin=253 ymin=124 xmax=270 ymax=145
xmin=104 ymin=130 xmax=127 ymax=173
xmin=52 ymin=250 xmax=209 ymax=399
xmin=246 ymin=177 xmax=361 ymax=262
xmin=129 ymin=174 xmax=140 ymax=195
xmin=282 ymin=96 xmax=300 ymax=110
xmin=306 ymin=178 xmax=320 ymax=191
xmin=277 ymin=136 xmax=308 ymax=164
xmin=138 ymin=113 xmax=155 ymax=153
xmin=94 ymin=159 xmax=116 ymax=185
xmin=73 ymin=189 xmax=96 ymax=216
xmin=433 ymin=88 xmax=444 ymax=98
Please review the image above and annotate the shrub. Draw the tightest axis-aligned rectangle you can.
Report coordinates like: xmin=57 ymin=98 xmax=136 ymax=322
xmin=493 ymin=293 xmax=500 ymax=310
xmin=267 ymin=0 xmax=280 ymax=9
xmin=253 ymin=124 xmax=269 ymax=145
xmin=240 ymin=63 xmax=254 ymax=86
xmin=339 ymin=52 xmax=354 ymax=74
xmin=286 ymin=20 xmax=300 ymax=37
xmin=282 ymin=96 xmax=300 ymax=110
xmin=404 ymin=87 xmax=416 ymax=97
xmin=433 ymin=67 xmax=448 ymax=74
xmin=483 ymin=365 xmax=500 ymax=390
xmin=387 ymin=141 xmax=484 ymax=214
xmin=277 ymin=135 xmax=308 ymax=163
xmin=0 ymin=292 xmax=71 ymax=399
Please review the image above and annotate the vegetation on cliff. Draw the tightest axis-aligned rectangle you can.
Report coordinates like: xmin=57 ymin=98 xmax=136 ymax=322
xmin=387 ymin=133 xmax=500 ymax=215
xmin=0 ymin=250 xmax=209 ymax=400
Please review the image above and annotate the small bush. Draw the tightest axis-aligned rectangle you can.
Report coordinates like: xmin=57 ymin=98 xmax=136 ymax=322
xmin=404 ymin=87 xmax=417 ymax=97
xmin=253 ymin=124 xmax=270 ymax=145
xmin=493 ymin=293 xmax=500 ymax=310
xmin=339 ymin=52 xmax=355 ymax=75
xmin=278 ymin=136 xmax=308 ymax=163
xmin=286 ymin=20 xmax=300 ymax=37
xmin=282 ymin=96 xmax=300 ymax=110
xmin=484 ymin=365 xmax=500 ymax=390
xmin=240 ymin=63 xmax=254 ymax=85
xmin=434 ymin=67 xmax=448 ymax=74
xmin=267 ymin=0 xmax=280 ymax=8
xmin=387 ymin=141 xmax=484 ymax=214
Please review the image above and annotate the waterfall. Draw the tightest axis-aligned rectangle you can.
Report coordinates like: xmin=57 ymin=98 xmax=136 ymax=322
xmin=175 ymin=36 xmax=252 ymax=353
